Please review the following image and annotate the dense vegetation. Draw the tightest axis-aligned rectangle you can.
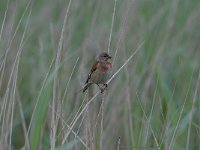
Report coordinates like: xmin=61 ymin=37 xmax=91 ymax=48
xmin=0 ymin=0 xmax=200 ymax=149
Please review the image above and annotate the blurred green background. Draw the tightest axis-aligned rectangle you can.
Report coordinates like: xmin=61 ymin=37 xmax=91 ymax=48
xmin=0 ymin=0 xmax=200 ymax=149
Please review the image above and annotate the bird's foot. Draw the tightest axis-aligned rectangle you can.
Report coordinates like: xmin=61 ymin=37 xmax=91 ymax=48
xmin=97 ymin=83 xmax=108 ymax=93
xmin=100 ymin=83 xmax=107 ymax=93
xmin=103 ymin=83 xmax=107 ymax=88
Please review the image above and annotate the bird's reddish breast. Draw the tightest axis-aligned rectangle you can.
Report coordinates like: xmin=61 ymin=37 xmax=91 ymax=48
xmin=98 ymin=62 xmax=112 ymax=72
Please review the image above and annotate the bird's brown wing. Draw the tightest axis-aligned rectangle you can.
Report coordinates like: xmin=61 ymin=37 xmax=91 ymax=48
xmin=85 ymin=60 xmax=99 ymax=84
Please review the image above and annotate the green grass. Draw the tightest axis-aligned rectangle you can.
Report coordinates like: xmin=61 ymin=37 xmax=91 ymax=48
xmin=0 ymin=0 xmax=200 ymax=149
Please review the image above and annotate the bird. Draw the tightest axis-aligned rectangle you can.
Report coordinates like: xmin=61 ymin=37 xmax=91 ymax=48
xmin=83 ymin=51 xmax=112 ymax=93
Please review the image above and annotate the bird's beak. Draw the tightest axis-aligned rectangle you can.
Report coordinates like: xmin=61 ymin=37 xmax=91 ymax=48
xmin=108 ymin=55 xmax=112 ymax=59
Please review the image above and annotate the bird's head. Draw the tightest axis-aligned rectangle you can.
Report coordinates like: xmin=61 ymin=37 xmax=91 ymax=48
xmin=97 ymin=51 xmax=112 ymax=62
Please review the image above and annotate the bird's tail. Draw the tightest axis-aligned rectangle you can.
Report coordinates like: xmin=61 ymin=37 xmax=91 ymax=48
xmin=83 ymin=83 xmax=92 ymax=92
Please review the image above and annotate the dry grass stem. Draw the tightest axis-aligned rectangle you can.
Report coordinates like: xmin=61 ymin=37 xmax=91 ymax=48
xmin=144 ymin=79 xmax=158 ymax=145
xmin=169 ymin=70 xmax=194 ymax=150
xmin=108 ymin=0 xmax=118 ymax=54
xmin=136 ymin=92 xmax=160 ymax=149
xmin=186 ymin=70 xmax=200 ymax=149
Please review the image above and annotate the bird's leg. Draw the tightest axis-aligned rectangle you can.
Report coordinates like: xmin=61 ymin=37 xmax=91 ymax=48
xmin=97 ymin=84 xmax=101 ymax=89
xmin=96 ymin=84 xmax=103 ymax=93
xmin=96 ymin=84 xmax=104 ymax=93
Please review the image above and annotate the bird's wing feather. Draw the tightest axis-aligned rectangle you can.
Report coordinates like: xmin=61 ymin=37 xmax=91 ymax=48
xmin=91 ymin=60 xmax=99 ymax=72
xmin=85 ymin=60 xmax=99 ymax=84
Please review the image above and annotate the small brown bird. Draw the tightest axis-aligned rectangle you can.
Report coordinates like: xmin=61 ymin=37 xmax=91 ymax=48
xmin=83 ymin=52 xmax=112 ymax=93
